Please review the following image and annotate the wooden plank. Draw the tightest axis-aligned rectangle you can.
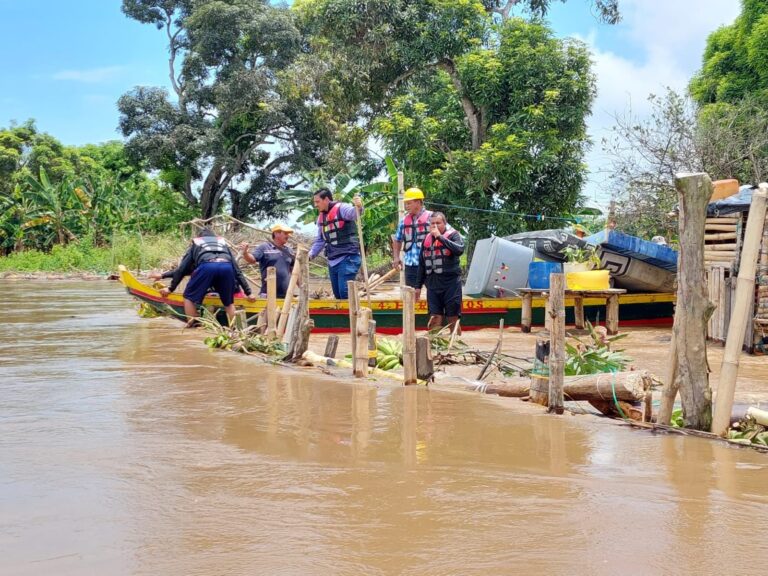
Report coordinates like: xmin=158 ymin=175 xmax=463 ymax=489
xmin=706 ymin=217 xmax=740 ymax=224
xmin=704 ymin=232 xmax=737 ymax=241
xmin=705 ymin=224 xmax=738 ymax=232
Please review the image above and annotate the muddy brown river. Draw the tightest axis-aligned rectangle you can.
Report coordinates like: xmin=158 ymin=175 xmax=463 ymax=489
xmin=2 ymin=280 xmax=767 ymax=575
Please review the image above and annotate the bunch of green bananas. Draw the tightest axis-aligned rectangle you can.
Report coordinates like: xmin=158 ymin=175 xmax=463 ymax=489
xmin=376 ymin=337 xmax=403 ymax=371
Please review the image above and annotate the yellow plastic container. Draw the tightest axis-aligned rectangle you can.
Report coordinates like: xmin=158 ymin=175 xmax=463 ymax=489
xmin=566 ymin=270 xmax=610 ymax=291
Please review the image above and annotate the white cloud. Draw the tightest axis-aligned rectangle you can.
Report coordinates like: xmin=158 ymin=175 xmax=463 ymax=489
xmin=572 ymin=0 xmax=742 ymax=205
xmin=52 ymin=66 xmax=124 ymax=83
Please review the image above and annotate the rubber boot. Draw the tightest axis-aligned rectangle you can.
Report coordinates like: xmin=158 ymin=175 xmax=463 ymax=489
xmin=445 ymin=316 xmax=461 ymax=336
xmin=427 ymin=314 xmax=444 ymax=331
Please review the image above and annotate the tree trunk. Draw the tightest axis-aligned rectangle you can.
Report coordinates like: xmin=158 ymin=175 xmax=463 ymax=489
xmin=483 ymin=370 xmax=651 ymax=402
xmin=674 ymin=173 xmax=715 ymax=431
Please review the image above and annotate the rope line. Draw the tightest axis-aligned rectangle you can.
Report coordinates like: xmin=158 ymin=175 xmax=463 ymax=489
xmin=426 ymin=202 xmax=587 ymax=223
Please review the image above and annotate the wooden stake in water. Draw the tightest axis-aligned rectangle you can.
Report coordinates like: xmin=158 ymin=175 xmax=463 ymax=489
xmin=712 ymin=184 xmax=768 ymax=435
xmin=402 ymin=287 xmax=417 ymax=385
xmin=548 ymin=273 xmax=565 ymax=414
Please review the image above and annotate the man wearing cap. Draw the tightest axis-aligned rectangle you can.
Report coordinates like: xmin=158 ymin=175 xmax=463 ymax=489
xmin=393 ymin=187 xmax=432 ymax=290
xmin=150 ymin=227 xmax=255 ymax=326
xmin=239 ymin=224 xmax=296 ymax=298
xmin=308 ymin=188 xmax=364 ymax=299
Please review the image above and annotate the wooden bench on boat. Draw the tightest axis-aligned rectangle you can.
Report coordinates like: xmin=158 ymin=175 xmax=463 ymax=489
xmin=518 ymin=288 xmax=627 ymax=335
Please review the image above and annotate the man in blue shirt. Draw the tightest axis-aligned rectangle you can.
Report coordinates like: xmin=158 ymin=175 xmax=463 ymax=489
xmin=308 ymin=188 xmax=364 ymax=299
xmin=240 ymin=223 xmax=295 ymax=297
xmin=393 ymin=187 xmax=432 ymax=290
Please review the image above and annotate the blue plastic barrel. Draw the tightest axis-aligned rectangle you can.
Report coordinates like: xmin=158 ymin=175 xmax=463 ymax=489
xmin=528 ymin=261 xmax=562 ymax=289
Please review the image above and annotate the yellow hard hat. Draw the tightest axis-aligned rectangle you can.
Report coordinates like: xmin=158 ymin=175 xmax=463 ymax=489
xmin=404 ymin=187 xmax=424 ymax=201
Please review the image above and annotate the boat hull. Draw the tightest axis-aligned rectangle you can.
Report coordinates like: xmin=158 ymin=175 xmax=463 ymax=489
xmin=118 ymin=266 xmax=674 ymax=334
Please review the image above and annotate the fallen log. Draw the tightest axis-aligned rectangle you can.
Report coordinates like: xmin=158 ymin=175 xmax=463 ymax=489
xmin=483 ymin=370 xmax=652 ymax=402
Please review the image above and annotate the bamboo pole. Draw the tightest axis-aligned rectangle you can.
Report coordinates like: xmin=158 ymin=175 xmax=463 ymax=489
xmin=402 ymin=286 xmax=417 ymax=385
xmin=673 ymin=173 xmax=715 ymax=431
xmin=266 ymin=266 xmax=277 ymax=339
xmin=354 ymin=199 xmax=372 ymax=309
xmin=397 ymin=171 xmax=405 ymax=291
xmin=712 ymin=184 xmax=768 ymax=436
xmin=348 ymin=280 xmax=360 ymax=369
xmin=548 ymin=273 xmax=565 ymax=414
xmin=477 ymin=319 xmax=504 ymax=381
xmin=276 ymin=246 xmax=305 ymax=339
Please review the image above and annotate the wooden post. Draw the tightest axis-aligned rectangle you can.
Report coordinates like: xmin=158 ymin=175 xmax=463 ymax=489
xmin=657 ymin=320 xmax=679 ymax=425
xmin=573 ymin=295 xmax=585 ymax=330
xmin=354 ymin=307 xmax=372 ymax=377
xmin=348 ymin=280 xmax=359 ymax=369
xmin=266 ymin=266 xmax=277 ymax=339
xmin=544 ymin=294 xmax=552 ymax=332
xmin=548 ymin=273 xmax=565 ymax=414
xmin=277 ymin=246 xmax=305 ymax=340
xmin=397 ymin=171 xmax=405 ymax=291
xmin=606 ymin=293 xmax=620 ymax=335
xmin=324 ymin=335 xmax=339 ymax=358
xmin=521 ymin=292 xmax=532 ymax=332
xmin=283 ymin=249 xmax=313 ymax=362
xmin=416 ymin=336 xmax=434 ymax=381
xmin=367 ymin=319 xmax=377 ymax=368
xmin=529 ymin=333 xmax=550 ymax=406
xmin=673 ymin=173 xmax=716 ymax=431
xmin=713 ymin=184 xmax=768 ymax=436
xmin=402 ymin=286 xmax=417 ymax=385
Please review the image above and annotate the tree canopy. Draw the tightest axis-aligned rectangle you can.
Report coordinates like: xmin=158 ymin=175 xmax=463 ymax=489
xmin=690 ymin=0 xmax=768 ymax=105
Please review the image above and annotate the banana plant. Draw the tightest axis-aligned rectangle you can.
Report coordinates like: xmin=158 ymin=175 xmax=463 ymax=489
xmin=22 ymin=168 xmax=90 ymax=247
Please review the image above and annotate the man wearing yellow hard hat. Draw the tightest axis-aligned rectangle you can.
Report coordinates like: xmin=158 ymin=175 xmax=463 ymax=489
xmin=393 ymin=187 xmax=433 ymax=290
xmin=240 ymin=223 xmax=296 ymax=298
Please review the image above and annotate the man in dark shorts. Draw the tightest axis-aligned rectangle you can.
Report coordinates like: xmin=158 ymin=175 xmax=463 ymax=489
xmin=152 ymin=228 xmax=255 ymax=326
xmin=239 ymin=223 xmax=295 ymax=297
xmin=416 ymin=212 xmax=464 ymax=332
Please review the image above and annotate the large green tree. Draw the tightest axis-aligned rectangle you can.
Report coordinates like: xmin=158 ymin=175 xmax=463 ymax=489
xmin=295 ymin=0 xmax=599 ymax=249
xmin=690 ymin=0 xmax=768 ymax=105
xmin=119 ymin=0 xmax=351 ymax=221
xmin=376 ymin=19 xmax=595 ymax=248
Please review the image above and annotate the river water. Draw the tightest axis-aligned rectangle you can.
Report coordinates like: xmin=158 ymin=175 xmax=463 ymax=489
xmin=1 ymin=280 xmax=767 ymax=575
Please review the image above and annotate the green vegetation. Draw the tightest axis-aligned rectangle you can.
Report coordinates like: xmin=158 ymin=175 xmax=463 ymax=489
xmin=4 ymin=1 xmax=621 ymax=272
xmin=0 ymin=232 xmax=188 ymax=274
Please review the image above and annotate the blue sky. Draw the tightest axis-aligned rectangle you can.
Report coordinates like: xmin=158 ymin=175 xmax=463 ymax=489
xmin=1 ymin=0 xmax=742 ymax=206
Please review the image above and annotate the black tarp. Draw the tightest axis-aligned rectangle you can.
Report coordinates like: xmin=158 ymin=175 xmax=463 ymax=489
xmin=504 ymin=229 xmax=588 ymax=261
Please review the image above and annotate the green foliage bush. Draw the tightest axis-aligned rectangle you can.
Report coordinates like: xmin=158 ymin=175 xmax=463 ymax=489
xmin=0 ymin=232 xmax=188 ymax=273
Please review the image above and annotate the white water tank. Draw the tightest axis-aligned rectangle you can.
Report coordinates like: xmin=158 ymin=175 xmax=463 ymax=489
xmin=464 ymin=236 xmax=534 ymax=297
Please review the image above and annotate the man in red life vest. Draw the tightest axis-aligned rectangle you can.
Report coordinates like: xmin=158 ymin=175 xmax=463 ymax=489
xmin=393 ymin=187 xmax=432 ymax=290
xmin=308 ymin=188 xmax=364 ymax=299
xmin=416 ymin=211 xmax=464 ymax=332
